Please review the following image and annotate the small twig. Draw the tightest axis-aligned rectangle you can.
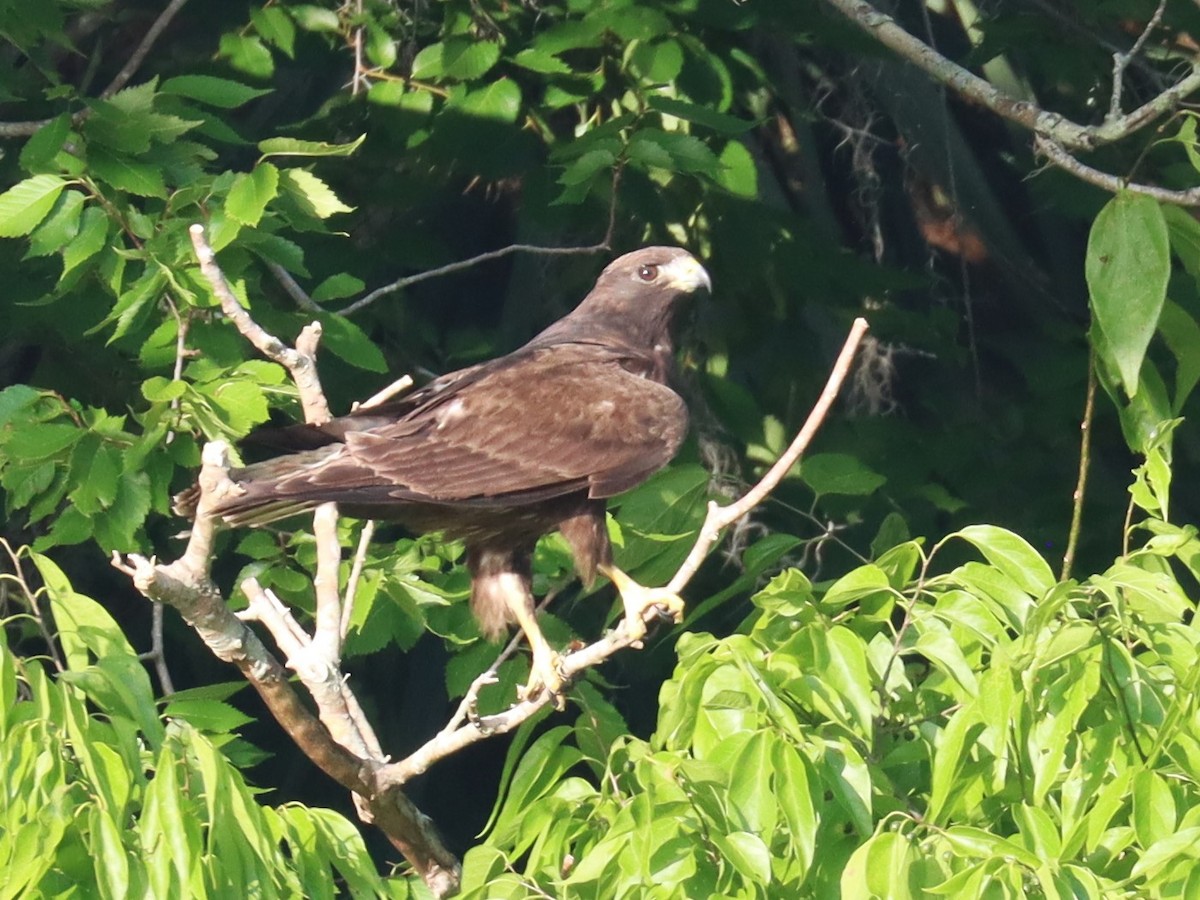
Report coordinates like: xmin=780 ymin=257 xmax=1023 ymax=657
xmin=190 ymin=224 xmax=332 ymax=424
xmin=1109 ymin=0 xmax=1169 ymax=121
xmin=440 ymin=589 xmax=559 ymax=736
xmin=353 ymin=375 xmax=414 ymax=411
xmin=341 ymin=520 xmax=377 ymax=640
xmin=164 ymin=297 xmax=192 ymax=446
xmin=1034 ymin=135 xmax=1200 ymax=206
xmin=142 ymin=602 xmax=176 ymax=694
xmin=1061 ymin=351 xmax=1098 ymax=581
xmin=666 ymin=318 xmax=871 ymax=596
xmin=341 ymin=168 xmax=622 ymax=315
xmin=1 ymin=539 xmax=66 ymax=673
xmin=352 ymin=0 xmax=367 ymax=96
xmin=266 ymin=259 xmax=323 ymax=313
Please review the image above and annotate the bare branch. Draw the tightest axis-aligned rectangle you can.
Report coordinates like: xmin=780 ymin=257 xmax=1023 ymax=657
xmin=1034 ymin=135 xmax=1200 ymax=206
xmin=1109 ymin=0 xmax=1169 ymax=121
xmin=266 ymin=259 xmax=324 ymax=313
xmin=341 ymin=167 xmax=622 ymax=316
xmin=1061 ymin=351 xmax=1098 ymax=582
xmin=666 ymin=318 xmax=871 ymax=595
xmin=820 ymin=0 xmax=1200 ymax=151
xmin=342 ymin=520 xmax=377 ymax=640
xmin=189 ymin=224 xmax=332 ymax=424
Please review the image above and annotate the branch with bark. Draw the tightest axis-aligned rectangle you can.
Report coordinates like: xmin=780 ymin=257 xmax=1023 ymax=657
xmin=821 ymin=0 xmax=1200 ymax=204
xmin=113 ymin=224 xmax=869 ymax=896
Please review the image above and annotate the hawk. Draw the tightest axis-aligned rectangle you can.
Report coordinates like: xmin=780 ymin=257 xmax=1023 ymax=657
xmin=207 ymin=247 xmax=710 ymax=702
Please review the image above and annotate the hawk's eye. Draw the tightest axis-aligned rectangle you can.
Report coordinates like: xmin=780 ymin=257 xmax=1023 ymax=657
xmin=637 ymin=264 xmax=659 ymax=282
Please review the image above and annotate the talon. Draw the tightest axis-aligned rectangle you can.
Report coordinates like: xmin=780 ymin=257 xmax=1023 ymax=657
xmin=521 ymin=647 xmax=567 ymax=710
xmin=601 ymin=564 xmax=686 ymax=643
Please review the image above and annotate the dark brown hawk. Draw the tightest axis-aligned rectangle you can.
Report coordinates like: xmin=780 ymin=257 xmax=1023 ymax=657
xmin=209 ymin=247 xmax=710 ymax=702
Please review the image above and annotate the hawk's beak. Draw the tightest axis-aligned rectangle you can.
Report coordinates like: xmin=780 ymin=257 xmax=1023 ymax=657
xmin=662 ymin=256 xmax=712 ymax=294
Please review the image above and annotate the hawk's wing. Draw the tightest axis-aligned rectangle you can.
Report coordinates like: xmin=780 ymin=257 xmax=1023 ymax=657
xmin=250 ymin=344 xmax=687 ymax=509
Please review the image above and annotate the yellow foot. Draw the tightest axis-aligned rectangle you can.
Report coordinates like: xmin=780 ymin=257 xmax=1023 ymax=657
xmin=602 ymin=565 xmax=685 ymax=644
xmin=521 ymin=644 xmax=567 ymax=711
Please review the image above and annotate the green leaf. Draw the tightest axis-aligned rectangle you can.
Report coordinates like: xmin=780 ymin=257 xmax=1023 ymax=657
xmin=89 ymin=148 xmax=168 ymax=198
xmin=226 ymin=162 xmax=280 ymax=227
xmin=289 ymin=4 xmax=341 ymax=32
xmin=801 ymin=452 xmax=887 ymax=496
xmin=61 ymin=206 xmax=110 ymax=277
xmin=258 ymin=134 xmax=365 ymax=159
xmin=628 ymin=128 xmax=720 ymax=176
xmin=161 ymin=75 xmax=271 ymax=108
xmin=1086 ymin=192 xmax=1169 ymax=396
xmin=251 ymin=5 xmax=296 ymax=56
xmin=454 ymin=79 xmax=522 ymax=123
xmin=0 ymin=174 xmax=68 ymax=237
xmin=559 ymin=148 xmax=616 ymax=186
xmin=219 ymin=33 xmax=275 ymax=79
xmin=3 ymin=422 xmax=83 ymax=460
xmin=647 ymin=95 xmax=755 ymax=134
xmin=318 ymin=314 xmax=388 ymax=373
xmin=281 ymin=169 xmax=355 ymax=218
xmin=412 ymin=39 xmax=501 ymax=81
xmin=26 ymin=189 xmax=84 ymax=257
xmin=19 ymin=114 xmax=72 ymax=173
xmin=956 ymin=524 xmax=1055 ymax=596
xmin=311 ymin=273 xmax=365 ymax=302
xmin=716 ymin=140 xmax=757 ymax=198
xmin=512 ymin=48 xmax=572 ymax=74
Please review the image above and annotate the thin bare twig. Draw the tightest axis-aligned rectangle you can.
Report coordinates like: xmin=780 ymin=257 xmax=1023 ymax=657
xmin=354 ymin=375 xmax=414 ymax=411
xmin=1035 ymin=135 xmax=1200 ymax=206
xmin=266 ymin=260 xmax=323 ymax=313
xmin=341 ymin=168 xmax=623 ymax=315
xmin=190 ymin=224 xmax=332 ymax=424
xmin=666 ymin=318 xmax=871 ymax=595
xmin=342 ymin=520 xmax=377 ymax=640
xmin=1109 ymin=0 xmax=1169 ymax=121
xmin=1062 ymin=351 xmax=1097 ymax=582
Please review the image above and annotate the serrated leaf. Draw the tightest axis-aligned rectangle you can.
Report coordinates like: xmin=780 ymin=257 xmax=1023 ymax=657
xmin=412 ymin=39 xmax=501 ymax=81
xmin=311 ymin=273 xmax=365 ymax=302
xmin=258 ymin=134 xmax=365 ymax=159
xmin=161 ymin=74 xmax=271 ymax=108
xmin=513 ymin=48 xmax=572 ymax=74
xmin=716 ymin=140 xmax=758 ymax=198
xmin=289 ymin=4 xmax=340 ymax=32
xmin=251 ymin=5 xmax=296 ymax=56
xmin=1086 ymin=192 xmax=1169 ymax=396
xmin=318 ymin=314 xmax=387 ymax=372
xmin=89 ymin=148 xmax=168 ymax=198
xmin=281 ymin=168 xmax=354 ymax=218
xmin=25 ymin=189 xmax=83 ymax=257
xmin=19 ymin=114 xmax=72 ymax=173
xmin=453 ymin=79 xmax=521 ymax=123
xmin=3 ymin=422 xmax=83 ymax=460
xmin=647 ymin=95 xmax=755 ymax=134
xmin=801 ymin=453 xmax=886 ymax=496
xmin=0 ymin=174 xmax=67 ymax=237
xmin=226 ymin=162 xmax=279 ymax=226
xmin=559 ymin=148 xmax=616 ymax=186
xmin=60 ymin=206 xmax=109 ymax=278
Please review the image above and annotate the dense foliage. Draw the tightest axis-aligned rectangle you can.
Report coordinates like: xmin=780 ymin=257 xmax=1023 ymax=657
xmin=5 ymin=0 xmax=1200 ymax=896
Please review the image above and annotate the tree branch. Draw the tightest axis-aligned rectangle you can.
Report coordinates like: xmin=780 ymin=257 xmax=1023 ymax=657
xmin=1034 ymin=135 xmax=1200 ymax=206
xmin=819 ymin=0 xmax=1200 ymax=151
xmin=340 ymin=167 xmax=622 ymax=315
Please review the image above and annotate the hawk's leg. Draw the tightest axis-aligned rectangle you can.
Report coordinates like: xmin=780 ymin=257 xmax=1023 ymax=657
xmin=599 ymin=563 xmax=685 ymax=643
xmin=501 ymin=577 xmax=567 ymax=709
xmin=468 ymin=547 xmax=566 ymax=709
